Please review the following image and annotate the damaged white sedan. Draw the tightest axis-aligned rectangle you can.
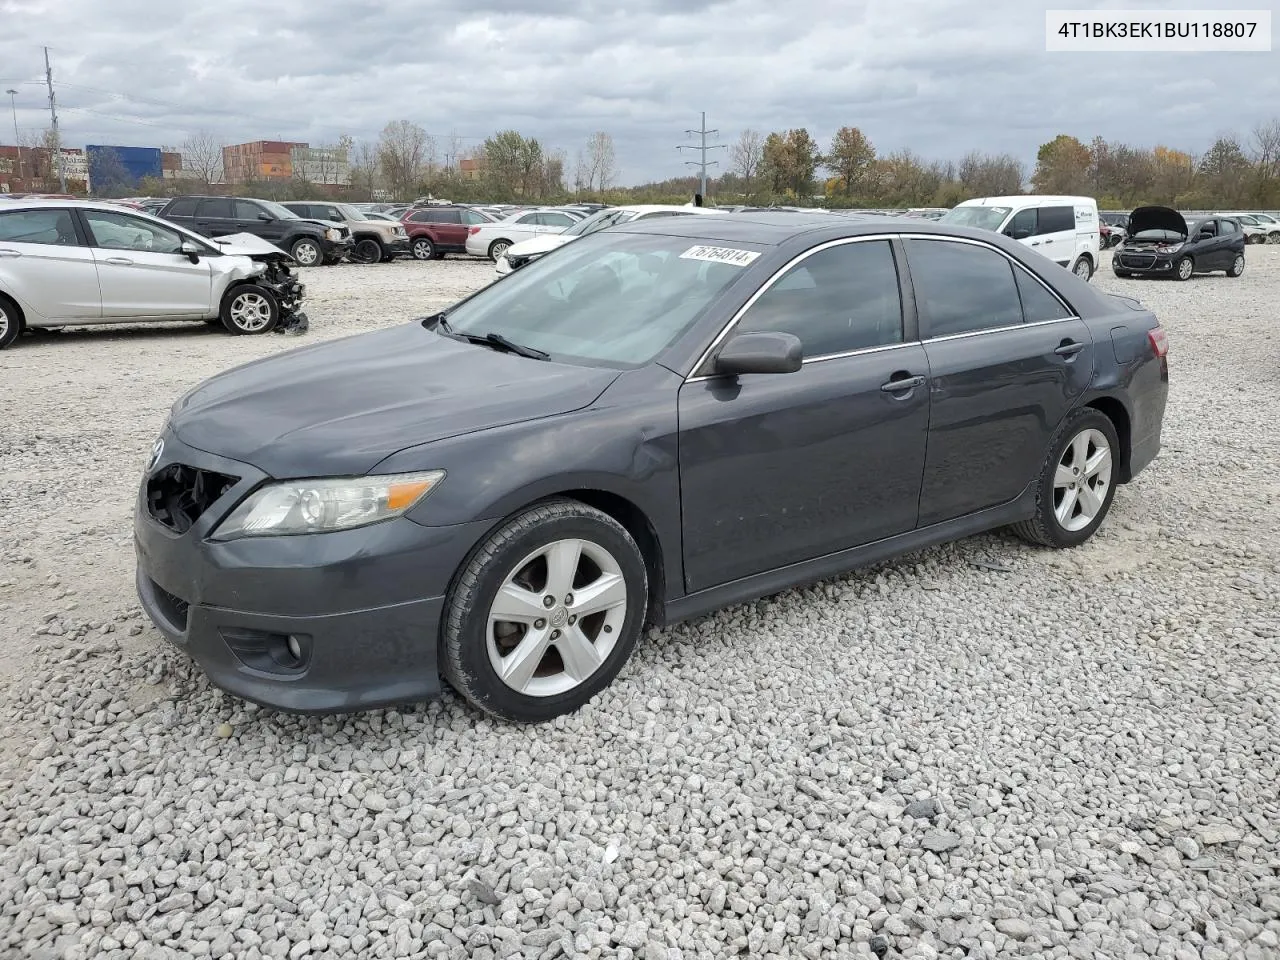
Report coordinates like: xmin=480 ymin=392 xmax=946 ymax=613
xmin=0 ymin=199 xmax=308 ymax=350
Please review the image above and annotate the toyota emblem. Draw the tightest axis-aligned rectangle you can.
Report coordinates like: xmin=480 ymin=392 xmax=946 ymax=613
xmin=146 ymin=437 xmax=165 ymax=473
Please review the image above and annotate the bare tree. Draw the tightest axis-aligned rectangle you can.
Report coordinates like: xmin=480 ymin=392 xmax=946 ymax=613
xmin=573 ymin=148 xmax=588 ymax=194
xmin=182 ymin=130 xmax=224 ymax=186
xmin=584 ymin=132 xmax=617 ymax=192
xmin=730 ymin=128 xmax=764 ymax=196
xmin=350 ymin=140 xmax=381 ymax=200
xmin=377 ymin=120 xmax=429 ymax=200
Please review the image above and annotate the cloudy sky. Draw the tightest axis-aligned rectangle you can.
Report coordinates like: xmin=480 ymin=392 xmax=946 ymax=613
xmin=1 ymin=0 xmax=1276 ymax=185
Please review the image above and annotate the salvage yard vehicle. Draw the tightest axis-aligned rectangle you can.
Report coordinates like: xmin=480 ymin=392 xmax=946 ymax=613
xmin=1215 ymin=213 xmax=1269 ymax=245
xmin=1113 ymin=206 xmax=1246 ymax=280
xmin=135 ymin=212 xmax=1169 ymax=722
xmin=465 ymin=208 xmax=582 ymax=261
xmin=159 ymin=195 xmax=352 ymax=267
xmin=401 ymin=204 xmax=496 ymax=260
xmin=283 ymin=201 xmax=411 ymax=263
xmin=941 ymin=195 xmax=1100 ymax=280
xmin=0 ymin=199 xmax=306 ymax=348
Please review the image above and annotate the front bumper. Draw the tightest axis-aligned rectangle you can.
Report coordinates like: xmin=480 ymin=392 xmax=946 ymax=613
xmin=387 ymin=238 xmax=412 ymax=257
xmin=321 ymin=236 xmax=354 ymax=259
xmin=133 ymin=430 xmax=492 ymax=713
xmin=1114 ymin=253 xmax=1176 ymax=275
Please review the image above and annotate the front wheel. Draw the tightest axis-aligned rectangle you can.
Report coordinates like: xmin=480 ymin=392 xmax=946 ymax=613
xmin=488 ymin=240 xmax=511 ymax=262
xmin=1269 ymin=231 xmax=1280 ymax=244
xmin=220 ymin=284 xmax=280 ymax=335
xmin=1010 ymin=408 xmax=1119 ymax=549
xmin=1227 ymin=252 xmax=1245 ymax=277
xmin=290 ymin=238 xmax=322 ymax=267
xmin=1174 ymin=256 xmax=1194 ymax=281
xmin=441 ymin=499 xmax=649 ymax=722
xmin=411 ymin=237 xmax=435 ymax=260
xmin=352 ymin=238 xmax=383 ymax=264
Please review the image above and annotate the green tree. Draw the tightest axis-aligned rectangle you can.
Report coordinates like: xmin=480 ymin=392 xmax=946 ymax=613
xmin=824 ymin=126 xmax=876 ymax=198
xmin=761 ymin=128 xmax=820 ymax=200
xmin=483 ymin=130 xmax=546 ymax=200
xmin=1031 ymin=134 xmax=1091 ymax=194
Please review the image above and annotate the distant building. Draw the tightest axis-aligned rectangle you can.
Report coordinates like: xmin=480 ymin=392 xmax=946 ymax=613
xmin=161 ymin=151 xmax=194 ymax=180
xmin=290 ymin=144 xmax=350 ymax=185
xmin=0 ymin=144 xmax=86 ymax=191
xmin=460 ymin=157 xmax=487 ymax=182
xmin=60 ymin=149 xmax=89 ymax=183
xmin=222 ymin=140 xmax=307 ymax=183
xmin=86 ymin=145 xmax=162 ymax=190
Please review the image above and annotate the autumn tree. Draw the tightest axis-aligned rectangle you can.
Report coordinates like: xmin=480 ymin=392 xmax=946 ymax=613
xmin=761 ymin=128 xmax=820 ymax=200
xmin=825 ymin=126 xmax=876 ymax=198
xmin=1031 ymin=135 xmax=1091 ymax=194
xmin=377 ymin=120 xmax=430 ymax=200
xmin=730 ymin=129 xmax=764 ymax=197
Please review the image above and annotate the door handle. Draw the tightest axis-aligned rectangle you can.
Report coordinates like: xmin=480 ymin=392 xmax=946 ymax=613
xmin=881 ymin=374 xmax=926 ymax=393
xmin=1030 ymin=241 xmax=1041 ymax=246
xmin=1054 ymin=340 xmax=1085 ymax=357
xmin=1042 ymin=238 xmax=1054 ymax=244
xmin=104 ymin=257 xmax=134 ymax=265
xmin=0 ymin=248 xmax=22 ymax=258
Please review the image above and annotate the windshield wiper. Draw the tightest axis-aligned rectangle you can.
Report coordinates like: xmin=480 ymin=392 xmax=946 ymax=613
xmin=431 ymin=315 xmax=549 ymax=360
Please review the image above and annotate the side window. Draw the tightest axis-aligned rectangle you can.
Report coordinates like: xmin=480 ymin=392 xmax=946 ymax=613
xmin=82 ymin=210 xmax=186 ymax=255
xmin=0 ymin=209 xmax=79 ymax=245
xmin=734 ymin=240 xmax=903 ymax=358
xmin=905 ymin=239 xmax=1023 ymax=338
xmin=461 ymin=210 xmax=490 ymax=225
xmin=1005 ymin=208 xmax=1037 ymax=238
xmin=1013 ymin=266 xmax=1072 ymax=323
xmin=164 ymin=198 xmax=197 ymax=218
xmin=436 ymin=209 xmax=462 ymax=224
xmin=1220 ymin=219 xmax=1238 ymax=234
xmin=408 ymin=210 xmax=437 ymax=223
xmin=1036 ymin=206 xmax=1076 ymax=235
xmin=200 ymin=198 xmax=234 ymax=219
xmin=515 ymin=213 xmax=541 ymax=224
xmin=234 ymin=199 xmax=266 ymax=220
xmin=541 ymin=212 xmax=574 ymax=227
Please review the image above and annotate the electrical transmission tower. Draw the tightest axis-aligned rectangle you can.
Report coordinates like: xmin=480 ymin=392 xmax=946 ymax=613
xmin=677 ymin=112 xmax=724 ymax=202
xmin=44 ymin=46 xmax=66 ymax=192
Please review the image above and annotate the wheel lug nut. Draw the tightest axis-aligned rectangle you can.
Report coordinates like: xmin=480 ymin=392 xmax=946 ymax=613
xmin=568 ymin=615 xmax=577 ymax=625
xmin=534 ymin=618 xmax=546 ymax=629
xmin=551 ymin=629 xmax=561 ymax=639
xmin=564 ymin=593 xmax=574 ymax=605
xmin=603 ymin=625 xmax=613 ymax=633
xmin=543 ymin=595 xmax=555 ymax=608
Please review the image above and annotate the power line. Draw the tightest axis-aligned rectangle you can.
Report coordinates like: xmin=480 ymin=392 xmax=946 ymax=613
xmin=44 ymin=47 xmax=65 ymax=191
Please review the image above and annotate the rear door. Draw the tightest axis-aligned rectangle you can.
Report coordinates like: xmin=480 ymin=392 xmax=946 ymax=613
xmin=433 ymin=208 xmax=466 ymax=248
xmin=159 ymin=196 xmax=200 ymax=233
xmin=902 ymin=237 xmax=1095 ymax=526
xmin=79 ymin=208 xmax=212 ymax=318
xmin=194 ymin=197 xmax=240 ymax=238
xmin=1033 ymin=205 xmax=1077 ymax=267
xmin=0 ymin=207 xmax=101 ymax=320
xmin=536 ymin=211 xmax=578 ymax=234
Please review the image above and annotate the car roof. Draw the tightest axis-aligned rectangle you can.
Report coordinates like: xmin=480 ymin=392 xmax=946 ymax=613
xmin=957 ymin=195 xmax=1096 ymax=207
xmin=0 ymin=198 xmax=173 ymax=214
xmin=618 ymin=204 xmax=718 ymax=215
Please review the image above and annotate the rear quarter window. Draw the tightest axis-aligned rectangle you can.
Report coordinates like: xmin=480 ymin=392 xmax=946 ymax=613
xmin=1037 ymin=206 xmax=1076 ymax=234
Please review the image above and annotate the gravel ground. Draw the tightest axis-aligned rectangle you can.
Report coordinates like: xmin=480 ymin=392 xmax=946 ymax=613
xmin=1 ymin=248 xmax=1278 ymax=960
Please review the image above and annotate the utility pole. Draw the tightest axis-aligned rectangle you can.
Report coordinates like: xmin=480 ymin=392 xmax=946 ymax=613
xmin=677 ymin=112 xmax=724 ymax=202
xmin=5 ymin=89 xmax=21 ymax=184
xmin=44 ymin=46 xmax=66 ymax=192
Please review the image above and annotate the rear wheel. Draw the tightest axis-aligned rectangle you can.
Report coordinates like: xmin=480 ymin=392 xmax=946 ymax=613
xmin=290 ymin=237 xmax=322 ymax=267
xmin=1174 ymin=256 xmax=1194 ymax=281
xmin=441 ymin=499 xmax=649 ymax=722
xmin=411 ymin=237 xmax=435 ymax=260
xmin=220 ymin=284 xmax=280 ymax=335
xmin=0 ymin=294 xmax=21 ymax=349
xmin=1011 ymin=408 xmax=1119 ymax=549
xmin=1227 ymin=252 xmax=1245 ymax=278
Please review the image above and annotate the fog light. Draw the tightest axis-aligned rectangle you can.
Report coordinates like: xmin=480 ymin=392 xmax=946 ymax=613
xmin=287 ymin=635 xmax=302 ymax=661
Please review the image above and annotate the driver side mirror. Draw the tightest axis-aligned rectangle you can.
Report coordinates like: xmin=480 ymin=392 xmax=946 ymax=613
xmin=258 ymin=213 xmax=274 ymax=222
xmin=180 ymin=240 xmax=201 ymax=263
xmin=712 ymin=332 xmax=803 ymax=376
xmin=1005 ymin=227 xmax=1031 ymax=240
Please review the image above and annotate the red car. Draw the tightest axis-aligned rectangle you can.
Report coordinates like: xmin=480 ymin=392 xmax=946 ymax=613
xmin=401 ymin=205 xmax=496 ymax=260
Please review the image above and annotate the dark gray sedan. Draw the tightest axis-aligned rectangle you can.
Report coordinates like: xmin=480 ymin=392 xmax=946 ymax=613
xmin=135 ymin=213 xmax=1170 ymax=722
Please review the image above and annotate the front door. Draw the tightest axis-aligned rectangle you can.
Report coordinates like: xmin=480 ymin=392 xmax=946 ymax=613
xmin=901 ymin=237 xmax=1096 ymax=526
xmin=79 ymin=209 xmax=213 ymax=318
xmin=0 ymin=207 xmax=101 ymax=320
xmin=678 ymin=238 xmax=930 ymax=592
xmin=235 ymin=199 xmax=289 ymax=246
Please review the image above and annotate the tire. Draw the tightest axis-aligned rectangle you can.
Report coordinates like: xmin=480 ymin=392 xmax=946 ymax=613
xmin=352 ymin=237 xmax=383 ymax=264
xmin=220 ymin=284 xmax=280 ymax=335
xmin=1227 ymin=252 xmax=1245 ymax=278
xmin=0 ymin=293 xmax=21 ymax=349
xmin=1010 ymin=408 xmax=1120 ymax=549
xmin=1269 ymin=230 xmax=1280 ymax=244
xmin=488 ymin=239 xmax=512 ymax=262
xmin=441 ymin=498 xmax=649 ymax=723
xmin=411 ymin=237 xmax=435 ymax=260
xmin=1174 ymin=256 xmax=1194 ymax=281
xmin=290 ymin=237 xmax=322 ymax=267
xmin=1072 ymin=256 xmax=1094 ymax=281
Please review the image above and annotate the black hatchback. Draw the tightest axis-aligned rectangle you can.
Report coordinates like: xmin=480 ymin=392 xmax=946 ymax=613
xmin=136 ymin=213 xmax=1170 ymax=722
xmin=1113 ymin=206 xmax=1246 ymax=280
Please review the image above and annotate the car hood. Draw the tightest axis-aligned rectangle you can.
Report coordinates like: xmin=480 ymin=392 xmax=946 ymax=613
xmin=1127 ymin=206 xmax=1187 ymax=237
xmin=506 ymin=233 xmax=576 ymax=258
xmin=170 ymin=323 xmax=621 ymax=477
xmin=211 ymin=232 xmax=293 ymax=262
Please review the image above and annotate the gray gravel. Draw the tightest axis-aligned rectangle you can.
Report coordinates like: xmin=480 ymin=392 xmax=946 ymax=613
xmin=2 ymin=249 xmax=1279 ymax=959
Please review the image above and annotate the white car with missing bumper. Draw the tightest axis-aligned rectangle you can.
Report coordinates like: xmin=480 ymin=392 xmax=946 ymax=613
xmin=0 ymin=199 xmax=307 ymax=350
xmin=494 ymin=204 xmax=724 ymax=277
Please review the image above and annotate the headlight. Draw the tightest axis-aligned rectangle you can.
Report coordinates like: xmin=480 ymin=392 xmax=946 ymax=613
xmin=324 ymin=228 xmax=339 ymax=241
xmin=212 ymin=470 xmax=445 ymax=540
xmin=1155 ymin=243 xmax=1183 ymax=254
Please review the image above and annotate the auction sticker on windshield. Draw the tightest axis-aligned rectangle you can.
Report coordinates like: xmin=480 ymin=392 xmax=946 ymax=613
xmin=679 ymin=245 xmax=761 ymax=266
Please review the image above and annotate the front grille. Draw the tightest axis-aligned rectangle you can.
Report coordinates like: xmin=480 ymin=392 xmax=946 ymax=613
xmin=1120 ymin=254 xmax=1156 ymax=268
xmin=150 ymin=579 xmax=190 ymax=631
xmin=146 ymin=464 xmax=239 ymax=533
xmin=506 ymin=254 xmax=532 ymax=271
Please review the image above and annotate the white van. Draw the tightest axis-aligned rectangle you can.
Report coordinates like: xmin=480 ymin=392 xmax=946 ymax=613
xmin=939 ymin=195 xmax=1100 ymax=280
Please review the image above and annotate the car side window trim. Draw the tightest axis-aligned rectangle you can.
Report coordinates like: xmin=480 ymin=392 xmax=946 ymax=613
xmin=685 ymin=233 xmax=911 ymax=381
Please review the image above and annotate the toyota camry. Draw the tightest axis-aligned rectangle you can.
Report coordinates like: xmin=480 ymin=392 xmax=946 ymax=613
xmin=135 ymin=212 xmax=1169 ymax=722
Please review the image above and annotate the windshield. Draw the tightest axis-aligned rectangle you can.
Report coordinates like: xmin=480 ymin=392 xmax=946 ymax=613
xmin=939 ymin=205 xmax=1012 ymax=232
xmin=442 ymin=232 xmax=755 ymax=368
xmin=1251 ymin=213 xmax=1277 ymax=223
xmin=562 ymin=208 xmax=633 ymax=237
xmin=335 ymin=203 xmax=366 ymax=221
xmin=260 ymin=200 xmax=300 ymax=220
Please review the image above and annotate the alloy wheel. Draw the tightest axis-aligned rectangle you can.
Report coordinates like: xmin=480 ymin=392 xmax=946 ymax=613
xmin=1176 ymin=258 xmax=1194 ymax=280
xmin=1074 ymin=258 xmax=1092 ymax=280
xmin=485 ymin=537 xmax=628 ymax=697
xmin=1053 ymin=428 xmax=1112 ymax=532
xmin=489 ymin=241 xmax=510 ymax=261
xmin=412 ymin=238 xmax=433 ymax=260
xmin=292 ymin=241 xmax=320 ymax=266
xmin=229 ymin=292 xmax=273 ymax=332
xmin=0 ymin=306 xmax=9 ymax=342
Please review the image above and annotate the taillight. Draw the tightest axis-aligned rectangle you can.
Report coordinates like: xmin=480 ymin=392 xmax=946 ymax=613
xmin=468 ymin=226 xmax=481 ymax=235
xmin=1148 ymin=326 xmax=1168 ymax=357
